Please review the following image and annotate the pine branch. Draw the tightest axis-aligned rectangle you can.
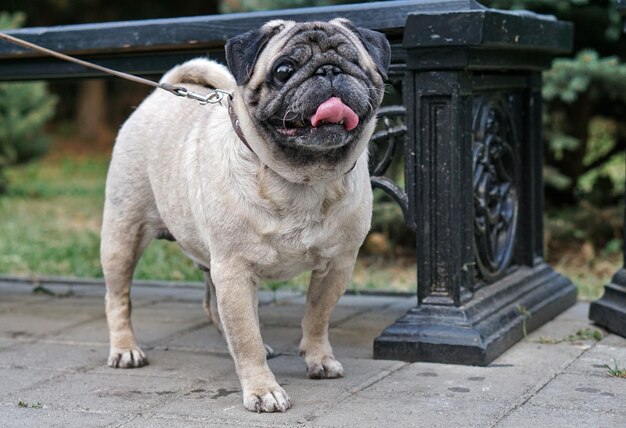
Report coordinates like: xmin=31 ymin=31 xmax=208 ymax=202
xmin=582 ymin=138 xmax=626 ymax=174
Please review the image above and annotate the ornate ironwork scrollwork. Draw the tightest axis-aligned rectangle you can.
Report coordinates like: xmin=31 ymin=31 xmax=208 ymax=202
xmin=472 ymin=96 xmax=519 ymax=282
xmin=369 ymin=105 xmax=412 ymax=230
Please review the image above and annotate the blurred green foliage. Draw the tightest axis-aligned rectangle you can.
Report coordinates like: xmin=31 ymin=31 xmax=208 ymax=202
xmin=485 ymin=0 xmax=623 ymax=46
xmin=483 ymin=0 xmax=625 ymax=206
xmin=0 ymin=12 xmax=57 ymax=194
xmin=544 ymin=51 xmax=626 ymax=104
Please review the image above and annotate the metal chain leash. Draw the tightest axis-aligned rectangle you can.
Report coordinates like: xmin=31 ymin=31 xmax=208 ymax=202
xmin=0 ymin=32 xmax=233 ymax=107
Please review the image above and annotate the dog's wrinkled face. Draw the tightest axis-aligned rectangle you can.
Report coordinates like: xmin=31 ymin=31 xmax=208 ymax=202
xmin=226 ymin=19 xmax=390 ymax=182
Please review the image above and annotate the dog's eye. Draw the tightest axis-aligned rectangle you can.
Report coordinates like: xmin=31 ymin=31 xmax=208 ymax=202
xmin=274 ymin=63 xmax=295 ymax=84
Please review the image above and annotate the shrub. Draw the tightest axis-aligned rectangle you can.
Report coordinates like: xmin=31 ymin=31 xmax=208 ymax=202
xmin=0 ymin=11 xmax=57 ymax=193
xmin=483 ymin=0 xmax=625 ymax=206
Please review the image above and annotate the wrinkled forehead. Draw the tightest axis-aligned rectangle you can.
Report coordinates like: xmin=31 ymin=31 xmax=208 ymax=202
xmin=270 ymin=20 xmax=367 ymax=57
xmin=248 ymin=19 xmax=376 ymax=85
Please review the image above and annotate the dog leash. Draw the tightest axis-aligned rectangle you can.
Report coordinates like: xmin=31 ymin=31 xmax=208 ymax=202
xmin=0 ymin=32 xmax=254 ymax=152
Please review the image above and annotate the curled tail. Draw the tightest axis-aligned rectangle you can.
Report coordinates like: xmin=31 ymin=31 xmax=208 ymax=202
xmin=160 ymin=58 xmax=236 ymax=92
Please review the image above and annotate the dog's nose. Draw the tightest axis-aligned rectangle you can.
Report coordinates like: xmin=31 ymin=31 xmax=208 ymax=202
xmin=315 ymin=64 xmax=342 ymax=76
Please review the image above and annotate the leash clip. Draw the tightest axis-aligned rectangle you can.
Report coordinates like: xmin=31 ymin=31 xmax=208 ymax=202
xmin=159 ymin=83 xmax=232 ymax=107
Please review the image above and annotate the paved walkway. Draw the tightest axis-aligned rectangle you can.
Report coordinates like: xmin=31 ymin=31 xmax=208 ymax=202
xmin=0 ymin=279 xmax=624 ymax=427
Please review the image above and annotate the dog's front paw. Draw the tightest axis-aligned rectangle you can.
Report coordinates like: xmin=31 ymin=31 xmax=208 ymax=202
xmin=243 ymin=384 xmax=291 ymax=413
xmin=107 ymin=347 xmax=148 ymax=369
xmin=304 ymin=354 xmax=344 ymax=379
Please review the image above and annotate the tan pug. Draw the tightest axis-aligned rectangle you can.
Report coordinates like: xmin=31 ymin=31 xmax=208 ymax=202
xmin=100 ymin=18 xmax=390 ymax=413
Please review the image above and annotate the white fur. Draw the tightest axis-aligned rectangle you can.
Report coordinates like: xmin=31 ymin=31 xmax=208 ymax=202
xmin=101 ymin=56 xmax=373 ymax=413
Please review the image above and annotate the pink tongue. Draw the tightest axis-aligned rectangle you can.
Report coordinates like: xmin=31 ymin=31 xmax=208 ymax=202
xmin=309 ymin=97 xmax=359 ymax=131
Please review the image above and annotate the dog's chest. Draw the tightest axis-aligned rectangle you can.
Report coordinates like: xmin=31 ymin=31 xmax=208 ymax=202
xmin=250 ymin=199 xmax=348 ymax=280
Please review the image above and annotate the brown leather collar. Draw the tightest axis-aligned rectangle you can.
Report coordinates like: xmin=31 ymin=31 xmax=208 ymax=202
xmin=228 ymin=101 xmax=255 ymax=154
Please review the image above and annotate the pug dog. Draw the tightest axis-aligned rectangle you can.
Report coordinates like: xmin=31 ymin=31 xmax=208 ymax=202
xmin=101 ymin=18 xmax=390 ymax=413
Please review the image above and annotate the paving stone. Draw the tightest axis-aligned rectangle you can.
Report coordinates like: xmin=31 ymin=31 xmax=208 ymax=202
xmin=116 ymin=414 xmax=249 ymax=428
xmin=0 ymin=301 xmax=20 ymax=315
xmin=101 ymin=323 xmax=303 ymax=361
xmin=0 ymin=279 xmax=201 ymax=301
xmin=9 ymin=370 xmax=193 ymax=415
xmin=129 ymin=301 xmax=209 ymax=346
xmin=562 ymin=343 xmax=626 ymax=378
xmin=258 ymin=326 xmax=302 ymax=356
xmin=0 ymin=405 xmax=123 ymax=428
xmin=0 ymin=288 xmax=617 ymax=427
xmin=258 ymin=296 xmax=398 ymax=328
xmin=0 ymin=294 xmax=54 ymax=315
xmin=504 ymin=304 xmax=597 ymax=348
xmin=133 ymin=283 xmax=300 ymax=304
xmin=0 ymin=298 xmax=104 ymax=340
xmin=492 ymin=339 xmax=587 ymax=372
xmin=0 ymin=367 xmax=63 ymax=403
xmin=0 ymin=342 xmax=106 ymax=371
xmin=130 ymin=285 xmax=203 ymax=302
xmin=0 ymin=337 xmax=15 ymax=350
xmin=245 ymin=318 xmax=399 ymax=360
xmin=45 ymin=318 xmax=110 ymax=346
xmin=0 ymin=279 xmax=222 ymax=303
xmin=0 ymin=280 xmax=297 ymax=307
xmin=556 ymin=301 xmax=591 ymax=322
xmin=330 ymin=297 xmax=416 ymax=359
xmin=334 ymin=293 xmax=413 ymax=309
xmin=598 ymin=334 xmax=626 ymax=348
xmin=0 ymin=281 xmax=45 ymax=295
xmin=0 ymin=281 xmax=110 ymax=308
xmin=311 ymin=360 xmax=562 ymax=428
xmin=48 ymin=300 xmax=208 ymax=347
xmin=88 ymin=349 xmax=236 ymax=383
xmin=179 ymin=323 xmax=377 ymax=360
xmin=161 ymin=297 xmax=402 ymax=358
xmin=257 ymin=290 xmax=303 ymax=306
xmin=325 ymin=327 xmax=377 ymax=360
xmin=527 ymin=372 xmax=625 ymax=414
xmin=152 ymin=356 xmax=405 ymax=427
xmin=496 ymin=404 xmax=624 ymax=428
xmin=160 ymin=323 xmax=229 ymax=354
xmin=524 ymin=313 xmax=600 ymax=345
xmin=257 ymin=301 xmax=318 ymax=328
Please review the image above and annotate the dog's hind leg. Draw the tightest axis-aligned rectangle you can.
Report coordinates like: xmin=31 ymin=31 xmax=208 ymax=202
xmin=101 ymin=200 xmax=154 ymax=369
xmin=202 ymin=270 xmax=223 ymax=334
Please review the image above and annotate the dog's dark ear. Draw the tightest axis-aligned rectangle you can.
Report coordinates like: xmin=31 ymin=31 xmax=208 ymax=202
xmin=225 ymin=29 xmax=268 ymax=86
xmin=226 ymin=26 xmax=277 ymax=86
xmin=353 ymin=27 xmax=391 ymax=81
xmin=333 ymin=18 xmax=391 ymax=81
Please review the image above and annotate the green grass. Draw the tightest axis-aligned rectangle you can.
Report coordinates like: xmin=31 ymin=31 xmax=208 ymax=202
xmin=17 ymin=400 xmax=43 ymax=409
xmin=605 ymin=359 xmax=626 ymax=378
xmin=1 ymin=157 xmax=107 ymax=278
xmin=560 ymin=270 xmax=613 ymax=301
xmin=1 ymin=155 xmax=204 ymax=282
xmin=536 ymin=328 xmax=604 ymax=344
xmin=545 ymin=204 xmax=623 ymax=301
xmin=518 ymin=305 xmax=530 ymax=338
xmin=0 ymin=155 xmax=416 ymax=291
xmin=0 ymin=154 xmax=619 ymax=296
